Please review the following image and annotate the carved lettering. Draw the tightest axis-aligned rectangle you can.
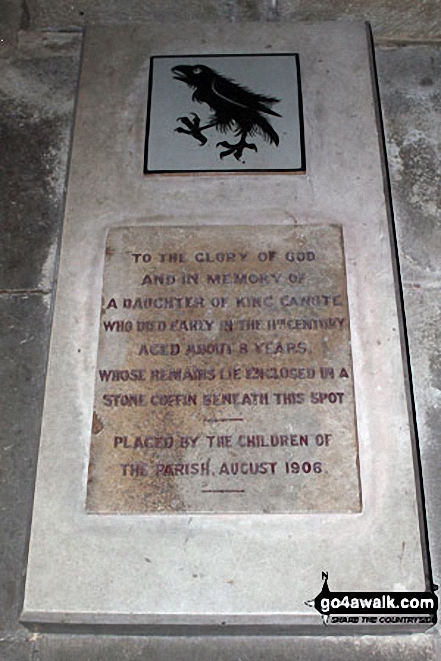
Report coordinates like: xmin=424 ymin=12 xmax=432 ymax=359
xmin=87 ymin=225 xmax=360 ymax=514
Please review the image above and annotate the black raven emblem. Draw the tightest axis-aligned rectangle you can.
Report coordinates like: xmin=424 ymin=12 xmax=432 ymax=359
xmin=172 ymin=64 xmax=282 ymax=161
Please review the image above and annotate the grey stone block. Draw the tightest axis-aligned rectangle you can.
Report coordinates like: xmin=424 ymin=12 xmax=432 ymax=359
xmin=403 ymin=285 xmax=441 ymax=583
xmin=15 ymin=0 xmax=441 ymax=39
xmin=26 ymin=0 xmax=231 ymax=30
xmin=0 ymin=293 xmax=51 ymax=632
xmin=272 ymin=2 xmax=440 ymax=41
xmin=17 ymin=31 xmax=83 ymax=59
xmin=232 ymin=0 xmax=264 ymax=21
xmin=376 ymin=45 xmax=441 ymax=284
xmin=0 ymin=0 xmax=22 ymax=55
xmin=0 ymin=38 xmax=80 ymax=291
xmin=0 ymin=640 xmax=34 ymax=661
xmin=35 ymin=633 xmax=436 ymax=661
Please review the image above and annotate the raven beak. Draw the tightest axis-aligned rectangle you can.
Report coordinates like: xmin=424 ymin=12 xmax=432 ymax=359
xmin=172 ymin=65 xmax=192 ymax=82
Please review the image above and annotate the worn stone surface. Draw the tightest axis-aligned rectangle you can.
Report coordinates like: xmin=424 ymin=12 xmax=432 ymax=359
xmin=88 ymin=225 xmax=359 ymax=514
xmin=0 ymin=35 xmax=80 ymax=291
xmin=0 ymin=640 xmax=34 ymax=661
xmin=377 ymin=43 xmax=441 ymax=598
xmin=12 ymin=0 xmax=441 ymax=40
xmin=0 ymin=293 xmax=51 ymax=635
xmin=0 ymin=0 xmax=21 ymax=55
xmin=233 ymin=0 xmax=264 ymax=21
xmin=25 ymin=0 xmax=230 ymax=29
xmin=376 ymin=45 xmax=441 ymax=285
xmin=35 ymin=633 xmax=436 ymax=661
xmin=402 ymin=286 xmax=441 ymax=584
xmin=0 ymin=34 xmax=80 ymax=661
xmin=273 ymin=1 xmax=441 ymax=41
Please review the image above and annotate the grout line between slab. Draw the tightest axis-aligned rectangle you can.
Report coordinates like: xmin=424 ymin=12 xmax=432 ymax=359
xmin=4 ymin=29 xmax=441 ymax=55
xmin=402 ymin=282 xmax=441 ymax=291
xmin=375 ymin=37 xmax=441 ymax=47
xmin=0 ymin=290 xmax=52 ymax=296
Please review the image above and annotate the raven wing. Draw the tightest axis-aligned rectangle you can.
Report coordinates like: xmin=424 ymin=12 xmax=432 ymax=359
xmin=211 ymin=74 xmax=281 ymax=117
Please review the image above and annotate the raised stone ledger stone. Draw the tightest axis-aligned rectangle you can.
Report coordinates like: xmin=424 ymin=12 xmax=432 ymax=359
xmin=21 ymin=23 xmax=430 ymax=635
xmin=87 ymin=224 xmax=360 ymax=514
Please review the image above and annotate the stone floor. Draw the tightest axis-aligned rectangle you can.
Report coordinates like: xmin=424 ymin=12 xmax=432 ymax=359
xmin=0 ymin=1 xmax=440 ymax=658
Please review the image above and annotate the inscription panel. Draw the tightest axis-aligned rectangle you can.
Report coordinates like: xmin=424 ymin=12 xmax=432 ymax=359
xmin=87 ymin=225 xmax=361 ymax=513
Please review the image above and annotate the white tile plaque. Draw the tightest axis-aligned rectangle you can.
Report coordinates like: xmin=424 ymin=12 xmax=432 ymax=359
xmin=145 ymin=54 xmax=305 ymax=173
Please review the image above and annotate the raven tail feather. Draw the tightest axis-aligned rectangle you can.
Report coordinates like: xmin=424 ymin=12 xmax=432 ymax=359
xmin=252 ymin=114 xmax=280 ymax=146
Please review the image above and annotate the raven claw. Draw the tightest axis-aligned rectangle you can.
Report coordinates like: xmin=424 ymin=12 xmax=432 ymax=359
xmin=175 ymin=114 xmax=207 ymax=145
xmin=216 ymin=139 xmax=258 ymax=160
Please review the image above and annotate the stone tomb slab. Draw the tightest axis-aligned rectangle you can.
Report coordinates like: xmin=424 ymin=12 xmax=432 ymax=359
xmin=22 ymin=23 xmax=431 ymax=634
xmin=87 ymin=225 xmax=360 ymax=514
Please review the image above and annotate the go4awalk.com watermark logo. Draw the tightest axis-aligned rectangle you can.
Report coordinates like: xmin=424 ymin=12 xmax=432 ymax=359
xmin=305 ymin=573 xmax=438 ymax=626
